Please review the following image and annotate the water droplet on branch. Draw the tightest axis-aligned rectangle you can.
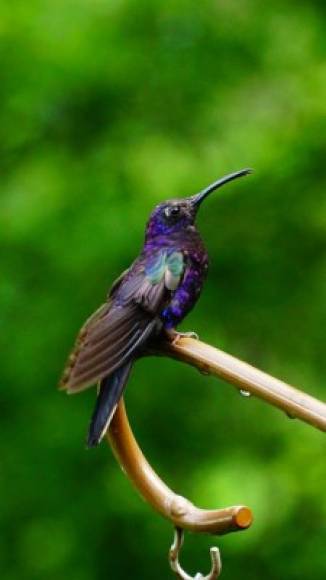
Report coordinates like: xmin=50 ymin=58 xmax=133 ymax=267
xmin=199 ymin=366 xmax=210 ymax=376
xmin=240 ymin=389 xmax=251 ymax=398
xmin=285 ymin=411 xmax=296 ymax=420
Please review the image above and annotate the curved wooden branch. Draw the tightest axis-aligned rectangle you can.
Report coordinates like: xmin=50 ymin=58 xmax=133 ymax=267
xmin=158 ymin=336 xmax=326 ymax=432
xmin=106 ymin=335 xmax=325 ymax=538
xmin=107 ymin=399 xmax=252 ymax=535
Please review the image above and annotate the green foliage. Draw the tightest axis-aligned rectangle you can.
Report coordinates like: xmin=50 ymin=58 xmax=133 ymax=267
xmin=1 ymin=1 xmax=325 ymax=578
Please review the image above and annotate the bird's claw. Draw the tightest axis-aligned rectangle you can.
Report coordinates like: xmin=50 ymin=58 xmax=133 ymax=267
xmin=177 ymin=331 xmax=199 ymax=341
xmin=165 ymin=329 xmax=199 ymax=346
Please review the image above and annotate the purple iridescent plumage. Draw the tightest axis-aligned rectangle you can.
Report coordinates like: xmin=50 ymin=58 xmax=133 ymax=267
xmin=60 ymin=169 xmax=251 ymax=446
xmin=143 ymin=201 xmax=209 ymax=328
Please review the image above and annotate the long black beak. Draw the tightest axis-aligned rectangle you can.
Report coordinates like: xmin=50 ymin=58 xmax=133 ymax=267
xmin=190 ymin=168 xmax=252 ymax=208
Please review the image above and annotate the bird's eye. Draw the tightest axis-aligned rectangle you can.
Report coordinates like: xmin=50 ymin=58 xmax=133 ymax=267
xmin=164 ymin=205 xmax=180 ymax=218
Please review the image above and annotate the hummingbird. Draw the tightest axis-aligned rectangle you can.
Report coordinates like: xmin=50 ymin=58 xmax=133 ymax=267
xmin=60 ymin=168 xmax=251 ymax=446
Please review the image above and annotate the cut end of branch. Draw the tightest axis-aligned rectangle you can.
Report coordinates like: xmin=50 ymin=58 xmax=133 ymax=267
xmin=234 ymin=506 xmax=253 ymax=529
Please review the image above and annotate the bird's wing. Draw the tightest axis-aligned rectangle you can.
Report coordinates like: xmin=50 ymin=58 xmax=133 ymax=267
xmin=60 ymin=259 xmax=171 ymax=393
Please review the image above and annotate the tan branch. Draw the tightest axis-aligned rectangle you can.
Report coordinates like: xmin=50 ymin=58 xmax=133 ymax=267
xmin=106 ymin=335 xmax=325 ymax=539
xmin=158 ymin=336 xmax=326 ymax=432
xmin=107 ymin=399 xmax=252 ymax=535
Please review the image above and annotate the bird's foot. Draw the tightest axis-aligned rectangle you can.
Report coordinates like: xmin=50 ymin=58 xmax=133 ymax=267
xmin=165 ymin=329 xmax=199 ymax=346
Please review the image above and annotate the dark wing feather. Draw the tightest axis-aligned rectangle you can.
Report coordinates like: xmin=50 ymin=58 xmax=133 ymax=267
xmin=60 ymin=262 xmax=167 ymax=393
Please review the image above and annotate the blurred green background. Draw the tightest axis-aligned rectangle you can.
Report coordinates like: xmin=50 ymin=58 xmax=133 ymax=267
xmin=1 ymin=1 xmax=326 ymax=578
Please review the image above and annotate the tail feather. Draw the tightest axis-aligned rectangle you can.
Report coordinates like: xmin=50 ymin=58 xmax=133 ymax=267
xmin=87 ymin=361 xmax=133 ymax=447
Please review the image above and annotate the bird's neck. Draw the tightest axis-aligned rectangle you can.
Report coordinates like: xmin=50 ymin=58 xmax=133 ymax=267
xmin=144 ymin=226 xmax=204 ymax=254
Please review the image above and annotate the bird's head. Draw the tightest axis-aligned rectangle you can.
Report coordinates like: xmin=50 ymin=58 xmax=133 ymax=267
xmin=145 ymin=168 xmax=252 ymax=241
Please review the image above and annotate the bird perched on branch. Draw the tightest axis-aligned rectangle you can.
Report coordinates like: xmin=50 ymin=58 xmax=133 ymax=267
xmin=60 ymin=169 xmax=251 ymax=446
